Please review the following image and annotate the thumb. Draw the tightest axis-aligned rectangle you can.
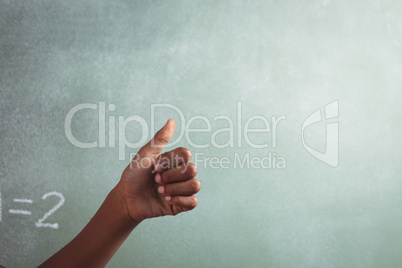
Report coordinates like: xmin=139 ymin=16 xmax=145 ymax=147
xmin=139 ymin=119 xmax=176 ymax=157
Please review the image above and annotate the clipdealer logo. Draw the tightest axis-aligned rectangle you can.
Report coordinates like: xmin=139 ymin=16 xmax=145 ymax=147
xmin=301 ymin=100 xmax=339 ymax=167
xmin=64 ymin=101 xmax=339 ymax=169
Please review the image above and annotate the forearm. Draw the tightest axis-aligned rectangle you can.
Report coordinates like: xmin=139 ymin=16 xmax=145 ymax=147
xmin=39 ymin=186 xmax=139 ymax=267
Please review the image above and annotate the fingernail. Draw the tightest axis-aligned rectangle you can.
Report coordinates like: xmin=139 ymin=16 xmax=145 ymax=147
xmin=165 ymin=195 xmax=171 ymax=201
xmin=154 ymin=163 xmax=161 ymax=172
xmin=158 ymin=185 xmax=164 ymax=194
xmin=155 ymin=173 xmax=161 ymax=183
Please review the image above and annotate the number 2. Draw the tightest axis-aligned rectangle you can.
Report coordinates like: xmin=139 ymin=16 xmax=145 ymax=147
xmin=35 ymin=191 xmax=65 ymax=229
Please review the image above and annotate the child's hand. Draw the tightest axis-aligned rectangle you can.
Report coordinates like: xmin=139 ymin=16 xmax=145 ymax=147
xmin=40 ymin=119 xmax=200 ymax=267
xmin=117 ymin=119 xmax=201 ymax=223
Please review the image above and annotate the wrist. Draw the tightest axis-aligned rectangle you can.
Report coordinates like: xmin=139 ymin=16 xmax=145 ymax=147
xmin=111 ymin=185 xmax=142 ymax=227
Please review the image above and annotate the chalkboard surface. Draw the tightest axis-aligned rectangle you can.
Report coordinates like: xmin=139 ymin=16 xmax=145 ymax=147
xmin=1 ymin=1 xmax=402 ymax=267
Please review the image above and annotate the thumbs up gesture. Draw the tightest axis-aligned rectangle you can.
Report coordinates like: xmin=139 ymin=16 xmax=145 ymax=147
xmin=117 ymin=119 xmax=201 ymax=223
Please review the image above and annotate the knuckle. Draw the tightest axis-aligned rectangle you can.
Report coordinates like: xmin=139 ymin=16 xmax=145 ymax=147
xmin=156 ymin=135 xmax=170 ymax=145
xmin=177 ymin=147 xmax=192 ymax=162
xmin=189 ymin=196 xmax=198 ymax=209
xmin=189 ymin=179 xmax=201 ymax=193
xmin=186 ymin=163 xmax=197 ymax=177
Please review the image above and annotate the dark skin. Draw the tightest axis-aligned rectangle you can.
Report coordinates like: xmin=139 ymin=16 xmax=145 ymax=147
xmin=119 ymin=119 xmax=199 ymax=221
xmin=38 ymin=119 xmax=200 ymax=267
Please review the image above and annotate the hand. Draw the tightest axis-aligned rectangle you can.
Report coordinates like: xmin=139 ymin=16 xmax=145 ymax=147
xmin=117 ymin=119 xmax=201 ymax=223
xmin=39 ymin=119 xmax=199 ymax=267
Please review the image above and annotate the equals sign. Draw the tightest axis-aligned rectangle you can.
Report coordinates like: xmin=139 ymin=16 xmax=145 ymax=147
xmin=9 ymin=199 xmax=33 ymax=215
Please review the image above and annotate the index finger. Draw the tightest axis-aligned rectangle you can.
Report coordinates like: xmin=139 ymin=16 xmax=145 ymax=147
xmin=154 ymin=147 xmax=192 ymax=173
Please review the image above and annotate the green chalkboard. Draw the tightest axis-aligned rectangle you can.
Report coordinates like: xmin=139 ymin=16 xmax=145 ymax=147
xmin=1 ymin=1 xmax=402 ymax=267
